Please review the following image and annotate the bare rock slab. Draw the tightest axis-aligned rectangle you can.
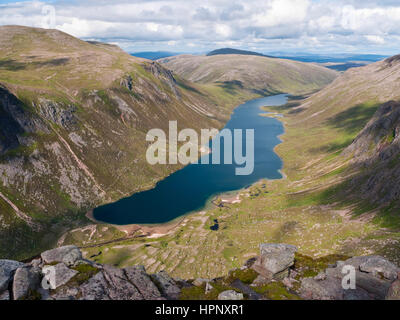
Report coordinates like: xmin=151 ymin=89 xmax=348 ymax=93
xmin=124 ymin=266 xmax=162 ymax=300
xmin=43 ymin=263 xmax=78 ymax=289
xmin=41 ymin=245 xmax=82 ymax=267
xmin=0 ymin=259 xmax=24 ymax=292
xmin=151 ymin=271 xmax=181 ymax=300
xmin=218 ymin=290 xmax=244 ymax=301
xmin=12 ymin=266 xmax=41 ymax=300
xmin=253 ymin=244 xmax=298 ymax=278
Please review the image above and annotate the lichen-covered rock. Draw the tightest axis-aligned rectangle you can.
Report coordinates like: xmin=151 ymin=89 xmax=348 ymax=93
xmin=43 ymin=263 xmax=78 ymax=289
xmin=0 ymin=290 xmax=10 ymax=300
xmin=0 ymin=259 xmax=24 ymax=292
xmin=100 ymin=265 xmax=144 ymax=300
xmin=78 ymin=272 xmax=110 ymax=300
xmin=300 ymin=277 xmax=344 ymax=300
xmin=359 ymin=256 xmax=400 ymax=281
xmin=252 ymin=244 xmax=298 ymax=279
xmin=150 ymin=271 xmax=181 ymax=300
xmin=300 ymin=255 xmax=397 ymax=300
xmin=12 ymin=266 xmax=41 ymax=300
xmin=124 ymin=266 xmax=162 ymax=300
xmin=41 ymin=245 xmax=82 ymax=267
xmin=386 ymin=274 xmax=400 ymax=300
xmin=218 ymin=290 xmax=244 ymax=301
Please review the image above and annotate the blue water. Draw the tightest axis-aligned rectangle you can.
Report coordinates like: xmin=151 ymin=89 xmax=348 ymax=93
xmin=94 ymin=94 xmax=287 ymax=225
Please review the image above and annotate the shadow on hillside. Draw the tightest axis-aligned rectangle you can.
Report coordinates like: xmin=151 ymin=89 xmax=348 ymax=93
xmin=0 ymin=59 xmax=27 ymax=71
xmin=215 ymin=80 xmax=244 ymax=95
xmin=286 ymin=100 xmax=400 ymax=237
xmin=176 ymin=78 xmax=205 ymax=96
xmin=35 ymin=58 xmax=70 ymax=67
xmin=326 ymin=104 xmax=379 ymax=136
xmin=309 ymin=103 xmax=380 ymax=154
xmin=0 ymin=58 xmax=70 ymax=72
xmin=271 ymin=221 xmax=300 ymax=243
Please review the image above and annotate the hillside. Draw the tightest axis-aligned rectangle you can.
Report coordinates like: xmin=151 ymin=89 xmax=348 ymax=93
xmin=0 ymin=26 xmax=237 ymax=259
xmin=70 ymin=55 xmax=400 ymax=280
xmin=286 ymin=55 xmax=400 ymax=211
xmin=0 ymin=26 xmax=339 ymax=260
xmin=158 ymin=54 xmax=338 ymax=95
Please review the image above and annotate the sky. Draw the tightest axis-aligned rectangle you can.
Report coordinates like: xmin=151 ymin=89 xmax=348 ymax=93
xmin=0 ymin=0 xmax=400 ymax=54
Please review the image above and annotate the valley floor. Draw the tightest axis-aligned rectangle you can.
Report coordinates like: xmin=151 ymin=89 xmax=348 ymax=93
xmin=59 ymin=95 xmax=400 ymax=279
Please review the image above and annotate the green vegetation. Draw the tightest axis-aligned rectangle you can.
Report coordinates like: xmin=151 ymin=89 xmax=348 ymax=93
xmin=75 ymin=57 xmax=400 ymax=280
xmin=159 ymin=54 xmax=338 ymax=96
xmin=252 ymin=282 xmax=301 ymax=300
xmin=70 ymin=264 xmax=100 ymax=286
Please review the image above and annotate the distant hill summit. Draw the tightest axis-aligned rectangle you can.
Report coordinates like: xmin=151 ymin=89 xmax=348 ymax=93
xmin=207 ymin=48 xmax=274 ymax=58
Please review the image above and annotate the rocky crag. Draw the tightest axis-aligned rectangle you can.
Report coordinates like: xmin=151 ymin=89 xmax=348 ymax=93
xmin=1 ymin=244 xmax=399 ymax=300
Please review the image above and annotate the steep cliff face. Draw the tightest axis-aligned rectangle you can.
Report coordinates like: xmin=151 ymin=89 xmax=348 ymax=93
xmin=344 ymin=101 xmax=400 ymax=204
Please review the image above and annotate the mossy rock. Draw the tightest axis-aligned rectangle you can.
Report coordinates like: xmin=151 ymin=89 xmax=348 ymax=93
xmin=294 ymin=253 xmax=350 ymax=278
xmin=69 ymin=263 xmax=100 ymax=286
xmin=252 ymin=281 xmax=301 ymax=300
xmin=226 ymin=268 xmax=259 ymax=285
xmin=20 ymin=289 xmax=42 ymax=301
xmin=180 ymin=280 xmax=241 ymax=300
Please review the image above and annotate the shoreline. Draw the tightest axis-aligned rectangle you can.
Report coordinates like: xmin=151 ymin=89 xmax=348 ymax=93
xmin=85 ymin=94 xmax=289 ymax=240
xmin=86 ymin=209 xmax=185 ymax=238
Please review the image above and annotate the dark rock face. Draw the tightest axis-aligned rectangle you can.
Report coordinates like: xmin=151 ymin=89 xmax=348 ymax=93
xmin=144 ymin=62 xmax=180 ymax=98
xmin=120 ymin=75 xmax=133 ymax=91
xmin=36 ymin=99 xmax=77 ymax=130
xmin=344 ymin=101 xmax=400 ymax=204
xmin=0 ymin=87 xmax=46 ymax=154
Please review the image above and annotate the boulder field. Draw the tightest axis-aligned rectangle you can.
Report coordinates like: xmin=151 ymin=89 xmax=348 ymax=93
xmin=0 ymin=244 xmax=399 ymax=300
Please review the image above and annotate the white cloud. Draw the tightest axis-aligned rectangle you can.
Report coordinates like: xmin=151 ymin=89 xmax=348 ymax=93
xmin=0 ymin=0 xmax=399 ymax=53
xmin=365 ymin=35 xmax=385 ymax=45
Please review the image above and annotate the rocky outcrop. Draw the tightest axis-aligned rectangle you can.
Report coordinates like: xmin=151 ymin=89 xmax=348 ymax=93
xmin=218 ymin=290 xmax=244 ymax=300
xmin=41 ymin=245 xmax=82 ymax=267
xmin=252 ymin=244 xmax=297 ymax=280
xmin=300 ymin=256 xmax=400 ymax=300
xmin=1 ymin=244 xmax=398 ymax=301
xmin=36 ymin=99 xmax=77 ymax=130
xmin=343 ymin=101 xmax=400 ymax=204
xmin=0 ymin=87 xmax=47 ymax=154
xmin=386 ymin=273 xmax=400 ymax=300
xmin=0 ymin=260 xmax=23 ymax=292
xmin=12 ymin=266 xmax=41 ymax=300
xmin=143 ymin=61 xmax=181 ymax=99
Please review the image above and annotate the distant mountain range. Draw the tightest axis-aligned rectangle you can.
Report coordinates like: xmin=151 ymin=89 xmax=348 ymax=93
xmin=131 ymin=51 xmax=179 ymax=60
xmin=274 ymin=53 xmax=388 ymax=63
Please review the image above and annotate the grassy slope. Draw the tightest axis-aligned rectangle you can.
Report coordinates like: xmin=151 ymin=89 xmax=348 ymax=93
xmin=158 ymin=54 xmax=338 ymax=95
xmin=0 ymin=26 xmax=336 ymax=260
xmin=70 ymin=58 xmax=400 ymax=279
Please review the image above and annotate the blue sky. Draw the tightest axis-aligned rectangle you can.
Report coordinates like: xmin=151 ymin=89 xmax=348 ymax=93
xmin=1 ymin=0 xmax=400 ymax=54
